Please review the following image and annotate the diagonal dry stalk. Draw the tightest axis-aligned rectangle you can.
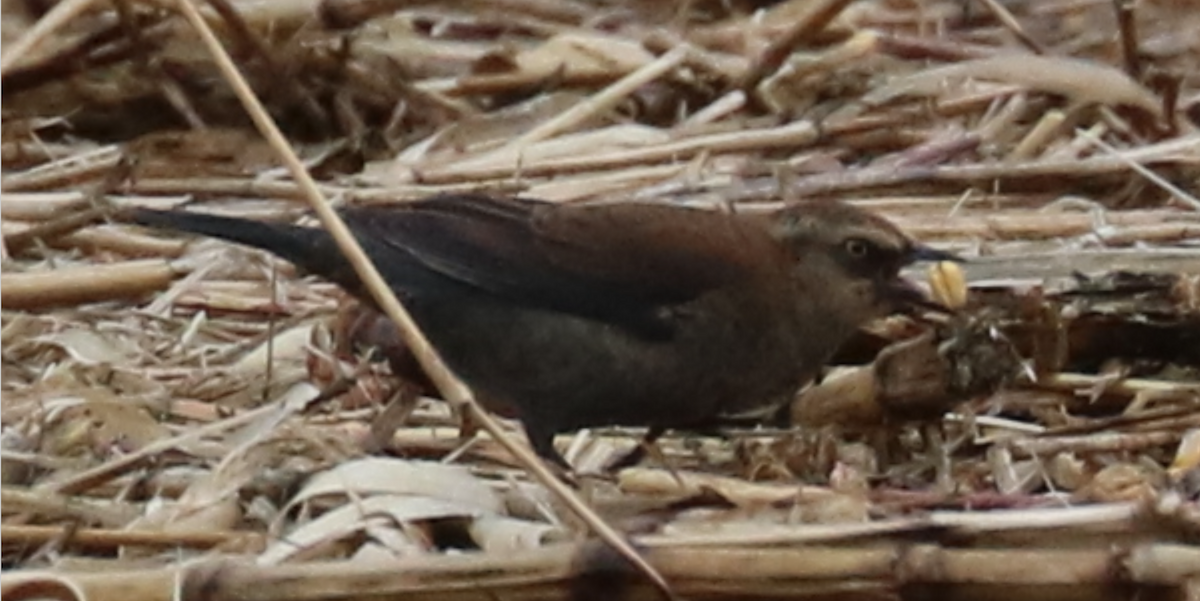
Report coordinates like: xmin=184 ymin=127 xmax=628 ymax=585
xmin=0 ymin=0 xmax=677 ymax=595
xmin=166 ymin=0 xmax=675 ymax=597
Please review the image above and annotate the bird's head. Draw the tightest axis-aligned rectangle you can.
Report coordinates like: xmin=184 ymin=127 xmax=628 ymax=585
xmin=768 ymin=201 xmax=961 ymax=324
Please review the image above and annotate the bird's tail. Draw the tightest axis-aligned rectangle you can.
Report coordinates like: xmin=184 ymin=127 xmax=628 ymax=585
xmin=125 ymin=208 xmax=356 ymax=287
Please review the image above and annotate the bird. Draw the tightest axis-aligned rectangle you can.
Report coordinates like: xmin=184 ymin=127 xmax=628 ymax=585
xmin=125 ymin=194 xmax=958 ymax=467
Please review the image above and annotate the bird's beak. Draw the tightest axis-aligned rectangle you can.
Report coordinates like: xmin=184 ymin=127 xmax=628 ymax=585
xmin=887 ymin=245 xmax=965 ymax=313
xmin=885 ymin=279 xmax=948 ymax=313
xmin=909 ymin=244 xmax=963 ymax=264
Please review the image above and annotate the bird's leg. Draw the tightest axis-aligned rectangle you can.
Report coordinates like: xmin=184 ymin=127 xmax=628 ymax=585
xmin=605 ymin=425 xmax=667 ymax=471
xmin=523 ymin=422 xmax=573 ymax=472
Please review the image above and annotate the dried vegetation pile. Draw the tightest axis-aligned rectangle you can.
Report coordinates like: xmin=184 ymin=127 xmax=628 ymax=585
xmin=1 ymin=0 xmax=1199 ymax=599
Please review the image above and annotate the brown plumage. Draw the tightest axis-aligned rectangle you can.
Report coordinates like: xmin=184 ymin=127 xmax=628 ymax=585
xmin=126 ymin=194 xmax=957 ymax=466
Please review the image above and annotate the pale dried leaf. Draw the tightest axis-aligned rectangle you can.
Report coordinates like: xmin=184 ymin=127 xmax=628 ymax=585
xmin=290 ymin=457 xmax=504 ymax=514
xmin=231 ymin=324 xmax=315 ymax=375
xmin=865 ymin=55 xmax=1162 ymax=119
xmin=468 ymin=515 xmax=563 ymax=553
xmin=33 ymin=328 xmax=141 ymax=367
xmin=261 ymin=494 xmax=491 ymax=564
xmin=39 ymin=396 xmax=169 ymax=458
xmin=514 ymin=33 xmax=653 ymax=79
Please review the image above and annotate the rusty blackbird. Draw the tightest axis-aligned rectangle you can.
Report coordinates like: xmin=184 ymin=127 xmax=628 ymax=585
xmin=127 ymin=194 xmax=957 ymax=466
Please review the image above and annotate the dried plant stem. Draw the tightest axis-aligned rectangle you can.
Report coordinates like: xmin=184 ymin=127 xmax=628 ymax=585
xmin=0 ymin=487 xmax=137 ymax=528
xmin=1076 ymin=129 xmax=1200 ymax=210
xmin=0 ymin=193 xmax=90 ymax=219
xmin=1008 ymin=109 xmax=1068 ymax=161
xmin=959 ymin=249 xmax=1200 ymax=280
xmin=0 ymin=0 xmax=101 ymax=74
xmin=1043 ymin=373 xmax=1200 ymax=399
xmin=52 ymin=228 xmax=188 ymax=257
xmin=978 ymin=0 xmax=1046 ymax=54
xmin=736 ymin=0 xmax=856 ymax=94
xmin=0 ymin=259 xmax=178 ymax=309
xmin=1113 ymin=0 xmax=1142 ymax=80
xmin=507 ymin=46 xmax=689 ymax=148
xmin=0 ymin=145 xmax=122 ymax=192
xmin=4 ymin=540 xmax=1196 ymax=601
xmin=3 ymin=206 xmax=109 ymax=254
xmin=0 ymin=524 xmax=260 ymax=550
xmin=169 ymin=0 xmax=674 ymax=596
xmin=1010 ymin=430 xmax=1191 ymax=457
xmin=417 ymin=120 xmax=818 ymax=184
xmin=894 ymin=209 xmax=1199 ymax=241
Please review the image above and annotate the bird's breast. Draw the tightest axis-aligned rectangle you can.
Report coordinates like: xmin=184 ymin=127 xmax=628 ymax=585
xmin=403 ymin=281 xmax=848 ymax=432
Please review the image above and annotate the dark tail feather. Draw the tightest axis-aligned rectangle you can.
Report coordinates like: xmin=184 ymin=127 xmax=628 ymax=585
xmin=126 ymin=208 xmax=357 ymax=289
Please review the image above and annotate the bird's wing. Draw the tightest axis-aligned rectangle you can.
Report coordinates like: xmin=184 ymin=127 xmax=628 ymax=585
xmin=341 ymin=194 xmax=773 ymax=337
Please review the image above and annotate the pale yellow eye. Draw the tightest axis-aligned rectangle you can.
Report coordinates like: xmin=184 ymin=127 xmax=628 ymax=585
xmin=843 ymin=238 xmax=871 ymax=259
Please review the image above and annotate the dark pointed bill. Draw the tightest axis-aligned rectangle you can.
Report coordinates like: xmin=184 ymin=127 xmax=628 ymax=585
xmin=909 ymin=244 xmax=964 ymax=263
xmin=888 ymin=244 xmax=965 ymax=312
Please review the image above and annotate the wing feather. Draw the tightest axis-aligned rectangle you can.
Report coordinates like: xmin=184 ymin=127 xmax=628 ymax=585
xmin=342 ymin=195 xmax=773 ymax=337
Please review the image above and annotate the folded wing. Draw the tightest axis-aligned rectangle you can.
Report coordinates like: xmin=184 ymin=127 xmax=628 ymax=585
xmin=343 ymin=195 xmax=771 ymax=338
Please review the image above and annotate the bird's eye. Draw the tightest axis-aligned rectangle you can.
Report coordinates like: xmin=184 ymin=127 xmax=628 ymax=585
xmin=843 ymin=238 xmax=872 ymax=259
